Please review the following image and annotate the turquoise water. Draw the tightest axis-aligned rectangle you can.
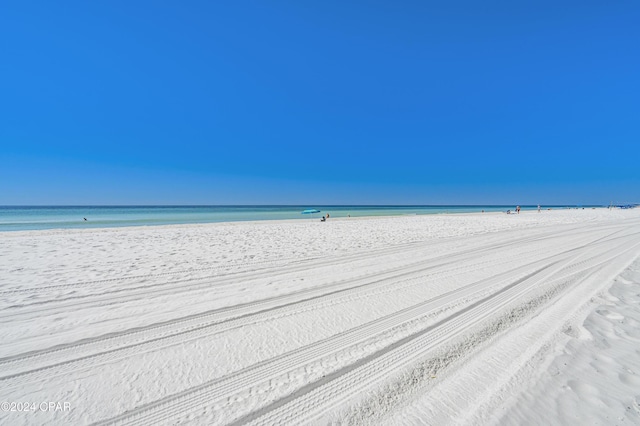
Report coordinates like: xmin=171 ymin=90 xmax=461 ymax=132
xmin=0 ymin=205 xmax=573 ymax=232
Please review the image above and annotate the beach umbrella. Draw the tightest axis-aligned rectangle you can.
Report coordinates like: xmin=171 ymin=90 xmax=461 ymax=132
xmin=301 ymin=209 xmax=321 ymax=219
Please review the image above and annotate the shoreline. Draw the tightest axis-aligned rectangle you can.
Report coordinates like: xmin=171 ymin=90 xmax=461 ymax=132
xmin=0 ymin=206 xmax=613 ymax=235
xmin=0 ymin=205 xmax=610 ymax=233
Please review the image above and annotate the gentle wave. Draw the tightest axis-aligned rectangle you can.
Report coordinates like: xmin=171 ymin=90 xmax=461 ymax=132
xmin=0 ymin=205 xmax=584 ymax=231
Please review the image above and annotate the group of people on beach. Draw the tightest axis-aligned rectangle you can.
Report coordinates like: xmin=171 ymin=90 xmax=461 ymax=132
xmin=321 ymin=213 xmax=330 ymax=222
xmin=506 ymin=205 xmax=542 ymax=214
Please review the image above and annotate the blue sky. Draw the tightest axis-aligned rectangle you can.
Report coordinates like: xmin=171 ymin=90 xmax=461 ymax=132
xmin=1 ymin=1 xmax=638 ymax=205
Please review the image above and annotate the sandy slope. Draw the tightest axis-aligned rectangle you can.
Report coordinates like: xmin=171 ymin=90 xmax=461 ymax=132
xmin=0 ymin=209 xmax=639 ymax=425
xmin=487 ymin=258 xmax=640 ymax=426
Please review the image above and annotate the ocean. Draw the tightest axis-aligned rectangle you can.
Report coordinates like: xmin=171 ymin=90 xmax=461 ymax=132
xmin=0 ymin=205 xmax=576 ymax=232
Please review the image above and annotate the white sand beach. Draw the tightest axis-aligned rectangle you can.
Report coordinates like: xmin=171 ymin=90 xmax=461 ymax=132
xmin=1 ymin=208 xmax=639 ymax=425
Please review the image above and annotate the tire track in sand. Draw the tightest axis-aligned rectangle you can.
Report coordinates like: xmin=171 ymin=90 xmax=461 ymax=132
xmin=94 ymin=234 xmax=638 ymax=426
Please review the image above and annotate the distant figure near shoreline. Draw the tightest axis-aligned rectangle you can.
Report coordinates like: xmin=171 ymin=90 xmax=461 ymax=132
xmin=516 ymin=206 xmax=521 ymax=214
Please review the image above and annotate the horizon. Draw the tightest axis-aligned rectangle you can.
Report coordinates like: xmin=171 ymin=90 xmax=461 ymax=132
xmin=2 ymin=1 xmax=639 ymax=205
xmin=0 ymin=203 xmax=619 ymax=208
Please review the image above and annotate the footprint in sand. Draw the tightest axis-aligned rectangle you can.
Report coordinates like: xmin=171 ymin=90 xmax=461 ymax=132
xmin=566 ymin=379 xmax=602 ymax=403
xmin=596 ymin=309 xmax=624 ymax=320
xmin=619 ymin=372 xmax=640 ymax=386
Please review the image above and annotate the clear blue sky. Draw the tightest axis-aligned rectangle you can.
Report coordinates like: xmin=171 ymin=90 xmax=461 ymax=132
xmin=1 ymin=1 xmax=638 ymax=205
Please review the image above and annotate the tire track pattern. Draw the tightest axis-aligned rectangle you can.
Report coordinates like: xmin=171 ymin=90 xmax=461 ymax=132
xmin=95 ymin=233 xmax=639 ymax=425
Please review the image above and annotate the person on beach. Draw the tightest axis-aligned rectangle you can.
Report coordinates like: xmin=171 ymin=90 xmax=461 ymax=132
xmin=321 ymin=216 xmax=326 ymax=222
xmin=537 ymin=205 xmax=541 ymax=213
xmin=516 ymin=206 xmax=521 ymax=214
xmin=326 ymin=213 xmax=330 ymax=219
